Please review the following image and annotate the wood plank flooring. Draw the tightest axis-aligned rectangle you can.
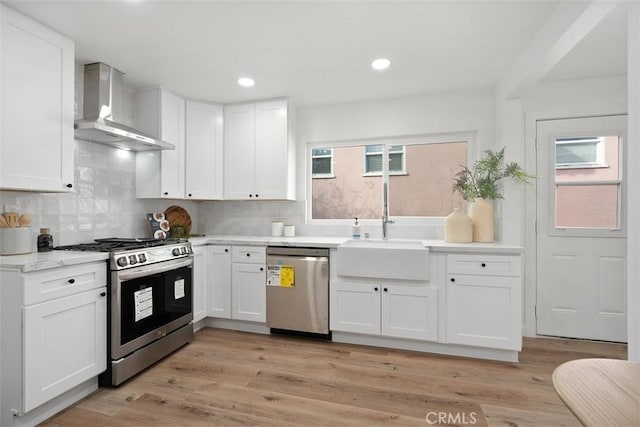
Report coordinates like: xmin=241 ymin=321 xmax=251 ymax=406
xmin=40 ymin=328 xmax=627 ymax=426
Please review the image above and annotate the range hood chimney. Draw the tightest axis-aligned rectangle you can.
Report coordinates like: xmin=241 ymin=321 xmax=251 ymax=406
xmin=74 ymin=62 xmax=174 ymax=151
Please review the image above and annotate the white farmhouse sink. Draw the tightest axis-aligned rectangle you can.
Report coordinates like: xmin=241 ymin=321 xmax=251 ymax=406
xmin=337 ymin=239 xmax=429 ymax=281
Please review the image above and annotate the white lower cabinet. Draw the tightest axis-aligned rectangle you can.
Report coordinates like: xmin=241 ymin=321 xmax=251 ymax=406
xmin=207 ymin=245 xmax=266 ymax=323
xmin=23 ymin=288 xmax=106 ymax=413
xmin=192 ymin=246 xmax=207 ymax=322
xmin=331 ymin=280 xmax=438 ymax=341
xmin=1 ymin=262 xmax=107 ymax=421
xmin=231 ymin=246 xmax=266 ymax=322
xmin=207 ymin=245 xmax=232 ymax=319
xmin=446 ymin=253 xmax=522 ymax=350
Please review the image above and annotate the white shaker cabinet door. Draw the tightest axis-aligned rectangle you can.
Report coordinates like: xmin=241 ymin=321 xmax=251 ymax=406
xmin=192 ymin=246 xmax=207 ymax=323
xmin=159 ymin=90 xmax=186 ymax=198
xmin=223 ymin=104 xmax=256 ymax=199
xmin=208 ymin=246 xmax=232 ymax=318
xmin=381 ymin=284 xmax=438 ymax=341
xmin=254 ymin=100 xmax=289 ymax=199
xmin=22 ymin=287 xmax=106 ymax=413
xmin=185 ymin=101 xmax=223 ymax=200
xmin=330 ymin=281 xmax=381 ymax=335
xmin=0 ymin=5 xmax=74 ymax=192
xmin=231 ymin=263 xmax=266 ymax=322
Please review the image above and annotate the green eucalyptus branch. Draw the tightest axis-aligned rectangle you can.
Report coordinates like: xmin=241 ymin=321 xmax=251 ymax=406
xmin=452 ymin=147 xmax=535 ymax=201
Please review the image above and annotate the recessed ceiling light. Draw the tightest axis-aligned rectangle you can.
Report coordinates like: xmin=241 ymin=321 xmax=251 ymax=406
xmin=238 ymin=77 xmax=255 ymax=87
xmin=371 ymin=58 xmax=391 ymax=71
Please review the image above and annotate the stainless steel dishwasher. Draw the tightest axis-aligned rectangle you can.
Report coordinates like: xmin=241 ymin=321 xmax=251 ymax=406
xmin=266 ymin=247 xmax=330 ymax=338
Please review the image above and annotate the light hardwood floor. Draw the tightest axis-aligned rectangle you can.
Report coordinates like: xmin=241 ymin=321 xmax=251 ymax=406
xmin=41 ymin=328 xmax=626 ymax=426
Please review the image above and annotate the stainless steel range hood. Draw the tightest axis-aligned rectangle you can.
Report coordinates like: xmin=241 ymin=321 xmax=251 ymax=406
xmin=74 ymin=62 xmax=174 ymax=151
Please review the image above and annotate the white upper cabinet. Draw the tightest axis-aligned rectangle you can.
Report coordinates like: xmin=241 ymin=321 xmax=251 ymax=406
xmin=135 ymin=87 xmax=186 ymax=198
xmin=0 ymin=4 xmax=75 ymax=192
xmin=224 ymin=99 xmax=295 ymax=200
xmin=185 ymin=101 xmax=224 ymax=200
xmin=135 ymin=89 xmax=224 ymax=200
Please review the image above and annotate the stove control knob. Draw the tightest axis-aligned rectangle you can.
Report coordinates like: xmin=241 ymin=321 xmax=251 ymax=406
xmin=128 ymin=255 xmax=138 ymax=265
xmin=172 ymin=248 xmax=181 ymax=256
xmin=181 ymin=247 xmax=188 ymax=255
xmin=138 ymin=253 xmax=147 ymax=263
xmin=116 ymin=257 xmax=128 ymax=267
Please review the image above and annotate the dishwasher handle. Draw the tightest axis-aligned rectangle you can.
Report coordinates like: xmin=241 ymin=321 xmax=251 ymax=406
xmin=266 ymin=246 xmax=329 ymax=258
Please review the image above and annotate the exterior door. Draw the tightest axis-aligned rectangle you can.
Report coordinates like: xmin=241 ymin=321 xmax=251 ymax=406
xmin=536 ymin=115 xmax=627 ymax=342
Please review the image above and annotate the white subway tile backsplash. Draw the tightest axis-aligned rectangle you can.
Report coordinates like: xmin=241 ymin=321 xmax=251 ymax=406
xmin=0 ymin=140 xmax=148 ymax=246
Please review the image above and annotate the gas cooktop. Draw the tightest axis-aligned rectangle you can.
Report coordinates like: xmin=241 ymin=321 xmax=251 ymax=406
xmin=54 ymin=237 xmax=188 ymax=253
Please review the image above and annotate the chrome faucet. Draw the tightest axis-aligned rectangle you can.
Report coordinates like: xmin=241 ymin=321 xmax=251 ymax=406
xmin=382 ymin=182 xmax=394 ymax=239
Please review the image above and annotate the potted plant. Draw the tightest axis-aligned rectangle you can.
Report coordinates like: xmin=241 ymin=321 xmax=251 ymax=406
xmin=452 ymin=147 xmax=534 ymax=242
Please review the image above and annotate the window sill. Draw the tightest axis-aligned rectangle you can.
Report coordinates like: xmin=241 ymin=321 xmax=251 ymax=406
xmin=312 ymin=174 xmax=336 ymax=179
xmin=362 ymin=171 xmax=408 ymax=177
xmin=555 ymin=163 xmax=608 ymax=170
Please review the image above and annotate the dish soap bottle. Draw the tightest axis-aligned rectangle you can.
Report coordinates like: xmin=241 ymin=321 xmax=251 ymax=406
xmin=352 ymin=218 xmax=361 ymax=239
xmin=37 ymin=228 xmax=53 ymax=252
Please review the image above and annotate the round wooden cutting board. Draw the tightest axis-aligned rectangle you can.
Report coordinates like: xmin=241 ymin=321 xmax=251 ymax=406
xmin=165 ymin=206 xmax=192 ymax=235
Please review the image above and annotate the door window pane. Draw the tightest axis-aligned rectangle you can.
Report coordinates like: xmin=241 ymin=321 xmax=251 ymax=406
xmin=556 ymin=184 xmax=619 ymax=228
xmin=554 ymin=135 xmax=620 ymax=229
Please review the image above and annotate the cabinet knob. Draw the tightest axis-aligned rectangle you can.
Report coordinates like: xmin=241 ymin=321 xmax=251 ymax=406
xmin=246 ymin=253 xmax=251 ymax=257
xmin=255 ymin=194 xmax=259 ymax=198
xmin=450 ymin=278 xmax=455 ymax=282
xmin=260 ymin=267 xmax=264 ymax=271
xmin=249 ymin=194 xmax=253 ymax=198
xmin=374 ymin=287 xmax=378 ymax=291
xmin=188 ymin=193 xmax=192 ymax=197
xmin=481 ymin=263 xmax=486 ymax=267
xmin=68 ymin=278 xmax=75 ymax=284
xmin=163 ymin=192 xmax=169 ymax=196
xmin=224 ymin=248 xmax=229 ymax=252
xmin=66 ymin=183 xmax=73 ymax=188
xmin=100 ymin=292 xmax=106 ymax=297
xmin=383 ymin=287 xmax=388 ymax=292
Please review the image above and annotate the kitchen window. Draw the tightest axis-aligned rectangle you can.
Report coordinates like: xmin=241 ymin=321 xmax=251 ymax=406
xmin=309 ymin=134 xmax=472 ymax=221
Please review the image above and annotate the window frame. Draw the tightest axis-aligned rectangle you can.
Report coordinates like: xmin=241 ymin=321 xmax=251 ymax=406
xmin=306 ymin=131 xmax=477 ymax=227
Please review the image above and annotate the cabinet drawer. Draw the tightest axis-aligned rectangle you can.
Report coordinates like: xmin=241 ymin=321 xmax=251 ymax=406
xmin=23 ymin=262 xmax=107 ymax=305
xmin=232 ymin=246 xmax=266 ymax=264
xmin=209 ymin=245 xmax=231 ymax=255
xmin=447 ymin=254 xmax=521 ymax=277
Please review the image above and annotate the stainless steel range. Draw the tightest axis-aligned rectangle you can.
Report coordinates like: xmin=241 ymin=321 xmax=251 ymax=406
xmin=55 ymin=238 xmax=194 ymax=386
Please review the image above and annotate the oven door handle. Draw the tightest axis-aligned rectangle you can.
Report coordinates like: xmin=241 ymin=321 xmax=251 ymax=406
xmin=116 ymin=257 xmax=193 ymax=281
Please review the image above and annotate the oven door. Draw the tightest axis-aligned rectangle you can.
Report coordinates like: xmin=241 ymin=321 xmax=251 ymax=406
xmin=111 ymin=257 xmax=193 ymax=360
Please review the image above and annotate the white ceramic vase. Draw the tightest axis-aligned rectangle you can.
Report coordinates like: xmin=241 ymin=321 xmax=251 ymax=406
xmin=444 ymin=208 xmax=472 ymax=243
xmin=469 ymin=198 xmax=494 ymax=242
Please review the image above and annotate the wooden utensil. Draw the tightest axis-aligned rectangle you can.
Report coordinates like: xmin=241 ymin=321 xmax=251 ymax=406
xmin=165 ymin=206 xmax=192 ymax=235
xmin=19 ymin=213 xmax=31 ymax=227
xmin=0 ymin=214 xmax=8 ymax=228
xmin=4 ymin=212 xmax=19 ymax=228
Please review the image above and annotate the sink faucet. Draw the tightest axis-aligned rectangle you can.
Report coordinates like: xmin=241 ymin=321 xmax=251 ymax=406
xmin=382 ymin=182 xmax=395 ymax=239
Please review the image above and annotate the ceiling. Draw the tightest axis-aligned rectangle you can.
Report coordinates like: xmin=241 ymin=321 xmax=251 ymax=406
xmin=4 ymin=0 xmax=627 ymax=107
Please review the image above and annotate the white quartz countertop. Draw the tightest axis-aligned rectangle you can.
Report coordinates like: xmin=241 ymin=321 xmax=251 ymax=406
xmin=188 ymin=235 xmax=523 ymax=253
xmin=0 ymin=251 xmax=109 ymax=273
